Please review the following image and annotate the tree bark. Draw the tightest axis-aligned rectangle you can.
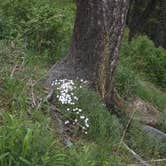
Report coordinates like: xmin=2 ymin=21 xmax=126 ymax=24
xmin=158 ymin=0 xmax=166 ymax=48
xmin=128 ymin=0 xmax=166 ymax=48
xmin=46 ymin=0 xmax=128 ymax=106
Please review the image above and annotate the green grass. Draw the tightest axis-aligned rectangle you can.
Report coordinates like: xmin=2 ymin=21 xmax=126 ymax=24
xmin=0 ymin=112 xmax=68 ymax=166
xmin=136 ymin=80 xmax=166 ymax=112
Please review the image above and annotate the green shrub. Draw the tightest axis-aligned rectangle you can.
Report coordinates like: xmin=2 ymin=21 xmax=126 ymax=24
xmin=120 ymin=35 xmax=166 ymax=88
xmin=115 ymin=64 xmax=138 ymax=99
xmin=23 ymin=1 xmax=75 ymax=62
xmin=0 ymin=0 xmax=33 ymax=39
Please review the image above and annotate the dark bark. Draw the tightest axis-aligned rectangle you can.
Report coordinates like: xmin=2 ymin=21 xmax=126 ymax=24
xmin=128 ymin=0 xmax=157 ymax=41
xmin=46 ymin=0 xmax=128 ymax=106
xmin=158 ymin=0 xmax=166 ymax=47
xmin=128 ymin=0 xmax=166 ymax=48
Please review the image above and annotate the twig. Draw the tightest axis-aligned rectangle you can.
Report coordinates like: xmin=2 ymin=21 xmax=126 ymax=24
xmin=133 ymin=158 xmax=166 ymax=164
xmin=30 ymin=79 xmax=36 ymax=106
xmin=117 ymin=109 xmax=136 ymax=151
xmin=149 ymin=158 xmax=166 ymax=163
xmin=123 ymin=142 xmax=150 ymax=166
xmin=128 ymin=158 xmax=166 ymax=165
xmin=10 ymin=58 xmax=25 ymax=78
xmin=10 ymin=64 xmax=18 ymax=77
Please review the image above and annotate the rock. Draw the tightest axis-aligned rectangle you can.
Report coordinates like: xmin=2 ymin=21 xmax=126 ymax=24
xmin=142 ymin=125 xmax=166 ymax=143
xmin=127 ymin=97 xmax=160 ymax=126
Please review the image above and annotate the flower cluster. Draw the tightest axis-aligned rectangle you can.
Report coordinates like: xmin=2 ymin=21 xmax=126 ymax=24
xmin=51 ymin=79 xmax=89 ymax=134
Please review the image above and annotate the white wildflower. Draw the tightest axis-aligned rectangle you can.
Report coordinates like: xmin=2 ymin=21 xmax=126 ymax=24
xmin=83 ymin=80 xmax=88 ymax=84
xmin=73 ymin=108 xmax=76 ymax=112
xmin=74 ymin=96 xmax=78 ymax=101
xmin=80 ymin=116 xmax=85 ymax=119
xmin=65 ymin=120 xmax=70 ymax=125
xmin=86 ymin=124 xmax=90 ymax=128
xmin=78 ymin=109 xmax=82 ymax=112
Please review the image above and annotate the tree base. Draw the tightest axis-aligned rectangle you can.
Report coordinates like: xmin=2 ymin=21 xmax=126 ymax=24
xmin=44 ymin=57 xmax=89 ymax=88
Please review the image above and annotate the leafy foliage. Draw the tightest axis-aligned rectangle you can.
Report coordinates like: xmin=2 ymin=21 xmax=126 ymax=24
xmin=115 ymin=65 xmax=138 ymax=99
xmin=0 ymin=112 xmax=68 ymax=166
xmin=120 ymin=34 xmax=166 ymax=88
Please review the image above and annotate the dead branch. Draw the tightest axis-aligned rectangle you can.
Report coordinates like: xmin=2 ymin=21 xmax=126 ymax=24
xmin=30 ymin=79 xmax=36 ymax=106
xmin=123 ymin=142 xmax=150 ymax=166
xmin=10 ymin=64 xmax=19 ymax=77
xmin=117 ymin=108 xmax=136 ymax=151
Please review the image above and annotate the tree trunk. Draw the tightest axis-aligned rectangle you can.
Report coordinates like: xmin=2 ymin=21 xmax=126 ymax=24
xmin=128 ymin=0 xmax=166 ymax=48
xmin=158 ymin=0 xmax=166 ymax=48
xmin=46 ymin=0 xmax=128 ymax=106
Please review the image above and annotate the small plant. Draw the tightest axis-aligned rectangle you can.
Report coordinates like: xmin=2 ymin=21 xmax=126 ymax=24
xmin=51 ymin=79 xmax=90 ymax=135
xmin=51 ymin=79 xmax=123 ymax=142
